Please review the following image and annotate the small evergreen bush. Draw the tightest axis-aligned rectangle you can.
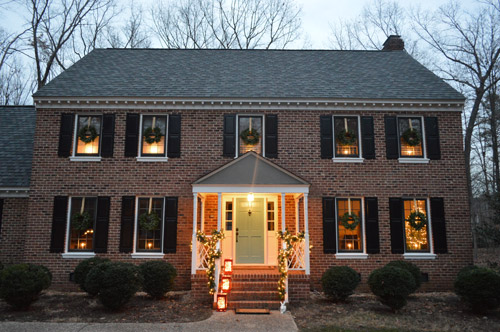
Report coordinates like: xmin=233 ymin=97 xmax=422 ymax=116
xmin=139 ymin=261 xmax=177 ymax=299
xmin=74 ymin=257 xmax=110 ymax=294
xmin=454 ymin=266 xmax=500 ymax=314
xmin=368 ymin=266 xmax=415 ymax=311
xmin=0 ymin=263 xmax=52 ymax=309
xmin=385 ymin=260 xmax=421 ymax=293
xmin=321 ymin=266 xmax=360 ymax=302
xmin=84 ymin=262 xmax=109 ymax=296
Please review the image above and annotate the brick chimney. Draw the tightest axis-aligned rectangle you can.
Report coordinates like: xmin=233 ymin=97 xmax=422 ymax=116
xmin=382 ymin=35 xmax=404 ymax=51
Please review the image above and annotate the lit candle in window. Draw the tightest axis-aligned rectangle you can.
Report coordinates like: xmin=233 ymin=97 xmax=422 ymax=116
xmin=80 ymin=242 xmax=86 ymax=249
xmin=148 ymin=242 xmax=153 ymax=249
xmin=85 ymin=143 xmax=93 ymax=154
xmin=343 ymin=149 xmax=349 ymax=155
xmin=150 ymin=143 xmax=158 ymax=154
xmin=347 ymin=243 xmax=352 ymax=250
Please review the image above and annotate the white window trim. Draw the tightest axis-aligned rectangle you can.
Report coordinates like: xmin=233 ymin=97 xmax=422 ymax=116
xmin=71 ymin=114 xmax=103 ymax=160
xmin=132 ymin=196 xmax=165 ymax=257
xmin=62 ymin=252 xmax=96 ymax=259
xmin=62 ymin=196 xmax=97 ymax=258
xmin=333 ymin=158 xmax=364 ymax=163
xmin=335 ymin=197 xmax=367 ymax=256
xmin=403 ymin=197 xmax=435 ymax=258
xmin=403 ymin=253 xmax=436 ymax=260
xmin=136 ymin=114 xmax=169 ymax=160
xmin=331 ymin=115 xmax=363 ymax=162
xmin=397 ymin=116 xmax=427 ymax=163
xmin=235 ymin=114 xmax=265 ymax=158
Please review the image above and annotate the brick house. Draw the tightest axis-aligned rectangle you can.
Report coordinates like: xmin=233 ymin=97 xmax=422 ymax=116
xmin=0 ymin=36 xmax=471 ymax=308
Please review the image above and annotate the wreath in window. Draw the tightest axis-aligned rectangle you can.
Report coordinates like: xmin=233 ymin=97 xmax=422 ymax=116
xmin=143 ymin=127 xmax=163 ymax=144
xmin=78 ymin=126 xmax=98 ymax=144
xmin=71 ymin=211 xmax=93 ymax=231
xmin=339 ymin=212 xmax=360 ymax=231
xmin=407 ymin=211 xmax=427 ymax=231
xmin=139 ymin=211 xmax=160 ymax=231
xmin=336 ymin=129 xmax=357 ymax=146
xmin=401 ymin=128 xmax=421 ymax=146
xmin=240 ymin=128 xmax=260 ymax=145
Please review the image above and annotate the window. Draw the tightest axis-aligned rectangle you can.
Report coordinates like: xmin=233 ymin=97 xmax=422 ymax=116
xmin=136 ymin=197 xmax=164 ymax=252
xmin=267 ymin=201 xmax=275 ymax=231
xmin=225 ymin=201 xmax=233 ymax=231
xmin=68 ymin=197 xmax=97 ymax=251
xmin=336 ymin=198 xmax=363 ymax=252
xmin=140 ymin=115 xmax=167 ymax=157
xmin=74 ymin=115 xmax=102 ymax=156
xmin=398 ymin=117 xmax=424 ymax=158
xmin=403 ymin=199 xmax=429 ymax=252
xmin=334 ymin=116 xmax=360 ymax=158
xmin=238 ymin=116 xmax=263 ymax=155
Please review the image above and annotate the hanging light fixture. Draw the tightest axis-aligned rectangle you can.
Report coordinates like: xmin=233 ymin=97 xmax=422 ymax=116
xmin=247 ymin=193 xmax=254 ymax=216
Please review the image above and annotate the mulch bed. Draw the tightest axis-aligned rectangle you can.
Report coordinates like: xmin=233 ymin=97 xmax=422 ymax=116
xmin=0 ymin=291 xmax=212 ymax=323
xmin=289 ymin=292 xmax=500 ymax=332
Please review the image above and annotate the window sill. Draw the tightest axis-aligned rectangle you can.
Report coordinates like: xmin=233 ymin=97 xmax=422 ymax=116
xmin=131 ymin=253 xmax=165 ymax=259
xmin=333 ymin=158 xmax=364 ymax=163
xmin=62 ymin=252 xmax=96 ymax=259
xmin=398 ymin=158 xmax=430 ymax=164
xmin=70 ymin=156 xmax=102 ymax=162
xmin=136 ymin=157 xmax=169 ymax=162
xmin=403 ymin=253 xmax=436 ymax=260
xmin=335 ymin=253 xmax=368 ymax=259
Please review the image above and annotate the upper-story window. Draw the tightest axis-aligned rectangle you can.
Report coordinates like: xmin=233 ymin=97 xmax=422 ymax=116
xmin=404 ymin=199 xmax=429 ymax=252
xmin=74 ymin=115 xmax=102 ymax=156
xmin=68 ymin=197 xmax=97 ymax=251
xmin=140 ymin=115 xmax=167 ymax=157
xmin=238 ymin=116 xmax=263 ymax=155
xmin=398 ymin=117 xmax=424 ymax=158
xmin=136 ymin=197 xmax=164 ymax=252
xmin=334 ymin=116 xmax=360 ymax=158
xmin=337 ymin=198 xmax=363 ymax=252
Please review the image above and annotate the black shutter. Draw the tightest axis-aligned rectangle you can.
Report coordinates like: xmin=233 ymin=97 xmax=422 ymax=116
xmin=323 ymin=197 xmax=336 ymax=253
xmin=167 ymin=114 xmax=181 ymax=158
xmin=385 ymin=116 xmax=399 ymax=159
xmin=0 ymin=199 xmax=3 ymax=234
xmin=389 ymin=198 xmax=404 ymax=254
xmin=223 ymin=114 xmax=236 ymax=157
xmin=119 ymin=196 xmax=135 ymax=253
xmin=425 ymin=117 xmax=441 ymax=160
xmin=265 ymin=114 xmax=278 ymax=158
xmin=431 ymin=198 xmax=447 ymax=253
xmin=58 ymin=114 xmax=74 ymax=157
xmin=320 ymin=115 xmax=333 ymax=159
xmin=365 ymin=197 xmax=380 ymax=254
xmin=101 ymin=114 xmax=115 ymax=158
xmin=124 ymin=114 xmax=139 ymax=157
xmin=50 ymin=196 xmax=68 ymax=253
xmin=163 ymin=197 xmax=178 ymax=253
xmin=94 ymin=197 xmax=110 ymax=253
xmin=361 ymin=116 xmax=376 ymax=159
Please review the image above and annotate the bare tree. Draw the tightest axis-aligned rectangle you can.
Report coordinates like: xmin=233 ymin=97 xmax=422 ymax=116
xmin=151 ymin=0 xmax=301 ymax=49
xmin=106 ymin=3 xmax=151 ymax=48
xmin=0 ymin=59 xmax=32 ymax=105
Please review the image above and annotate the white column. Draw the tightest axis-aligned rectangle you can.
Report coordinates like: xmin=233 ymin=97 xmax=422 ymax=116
xmin=201 ymin=197 xmax=206 ymax=232
xmin=304 ymin=193 xmax=310 ymax=275
xmin=281 ymin=193 xmax=286 ymax=233
xmin=217 ymin=193 xmax=222 ymax=231
xmin=191 ymin=193 xmax=198 ymax=275
xmin=214 ymin=192 xmax=222 ymax=299
xmin=295 ymin=197 xmax=300 ymax=233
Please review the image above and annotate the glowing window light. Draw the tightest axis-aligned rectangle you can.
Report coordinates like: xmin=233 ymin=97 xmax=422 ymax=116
xmin=216 ymin=293 xmax=227 ymax=312
xmin=221 ymin=276 xmax=231 ymax=293
xmin=223 ymin=259 xmax=233 ymax=275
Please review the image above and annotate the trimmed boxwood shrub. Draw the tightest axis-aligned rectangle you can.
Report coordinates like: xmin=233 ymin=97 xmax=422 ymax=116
xmin=386 ymin=260 xmax=421 ymax=293
xmin=321 ymin=266 xmax=360 ymax=302
xmin=454 ymin=266 xmax=500 ymax=314
xmin=368 ymin=266 xmax=415 ymax=311
xmin=0 ymin=263 xmax=52 ymax=309
xmin=84 ymin=262 xmax=109 ymax=296
xmin=74 ymin=257 xmax=110 ymax=294
xmin=139 ymin=261 xmax=177 ymax=299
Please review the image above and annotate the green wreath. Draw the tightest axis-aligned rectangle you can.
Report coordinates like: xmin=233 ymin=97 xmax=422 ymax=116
xmin=139 ymin=212 xmax=160 ymax=231
xmin=240 ymin=128 xmax=260 ymax=145
xmin=339 ymin=212 xmax=360 ymax=231
xmin=143 ymin=127 xmax=163 ymax=144
xmin=336 ymin=129 xmax=357 ymax=146
xmin=407 ymin=211 xmax=427 ymax=231
xmin=71 ymin=211 xmax=93 ymax=231
xmin=78 ymin=126 xmax=98 ymax=144
xmin=401 ymin=128 xmax=421 ymax=146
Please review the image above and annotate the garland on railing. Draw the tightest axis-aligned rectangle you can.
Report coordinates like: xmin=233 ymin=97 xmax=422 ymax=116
xmin=277 ymin=230 xmax=305 ymax=302
xmin=196 ymin=229 xmax=225 ymax=295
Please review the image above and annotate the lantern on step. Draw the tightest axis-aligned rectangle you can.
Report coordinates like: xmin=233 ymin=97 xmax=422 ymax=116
xmin=221 ymin=276 xmax=232 ymax=293
xmin=223 ymin=259 xmax=233 ymax=275
xmin=216 ymin=293 xmax=227 ymax=312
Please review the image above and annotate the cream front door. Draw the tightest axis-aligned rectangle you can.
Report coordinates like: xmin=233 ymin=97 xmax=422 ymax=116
xmin=235 ymin=198 xmax=265 ymax=264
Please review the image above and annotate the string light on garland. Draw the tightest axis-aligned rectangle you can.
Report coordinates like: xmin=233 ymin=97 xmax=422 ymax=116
xmin=196 ymin=229 xmax=225 ymax=295
xmin=276 ymin=230 xmax=305 ymax=302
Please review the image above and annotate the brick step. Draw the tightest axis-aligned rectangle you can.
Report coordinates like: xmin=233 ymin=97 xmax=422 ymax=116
xmin=230 ymin=275 xmax=280 ymax=282
xmin=228 ymin=300 xmax=281 ymax=310
xmin=228 ymin=290 xmax=280 ymax=301
xmin=230 ymin=281 xmax=278 ymax=291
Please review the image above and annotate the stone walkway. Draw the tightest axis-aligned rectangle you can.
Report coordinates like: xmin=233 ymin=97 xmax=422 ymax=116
xmin=0 ymin=311 xmax=298 ymax=332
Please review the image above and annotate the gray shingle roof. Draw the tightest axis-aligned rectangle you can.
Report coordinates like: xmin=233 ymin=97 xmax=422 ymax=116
xmin=34 ymin=49 xmax=464 ymax=101
xmin=0 ymin=106 xmax=36 ymax=188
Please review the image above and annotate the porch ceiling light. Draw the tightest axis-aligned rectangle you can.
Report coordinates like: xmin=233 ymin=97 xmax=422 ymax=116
xmin=247 ymin=193 xmax=254 ymax=215
xmin=247 ymin=193 xmax=254 ymax=202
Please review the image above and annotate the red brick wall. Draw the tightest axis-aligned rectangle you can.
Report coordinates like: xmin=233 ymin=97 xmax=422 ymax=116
xmin=0 ymin=197 xmax=28 ymax=265
xmin=25 ymin=107 xmax=471 ymax=292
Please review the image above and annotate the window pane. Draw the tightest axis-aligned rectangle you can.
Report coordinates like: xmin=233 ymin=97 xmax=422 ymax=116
xmin=137 ymin=197 xmax=163 ymax=251
xmin=334 ymin=117 xmax=359 ymax=157
xmin=76 ymin=116 xmax=101 ymax=155
xmin=337 ymin=199 xmax=362 ymax=252
xmin=141 ymin=116 xmax=167 ymax=156
xmin=69 ymin=197 xmax=97 ymax=251
xmin=404 ymin=199 xmax=429 ymax=252
xmin=399 ymin=118 xmax=423 ymax=157
xmin=239 ymin=116 xmax=262 ymax=155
